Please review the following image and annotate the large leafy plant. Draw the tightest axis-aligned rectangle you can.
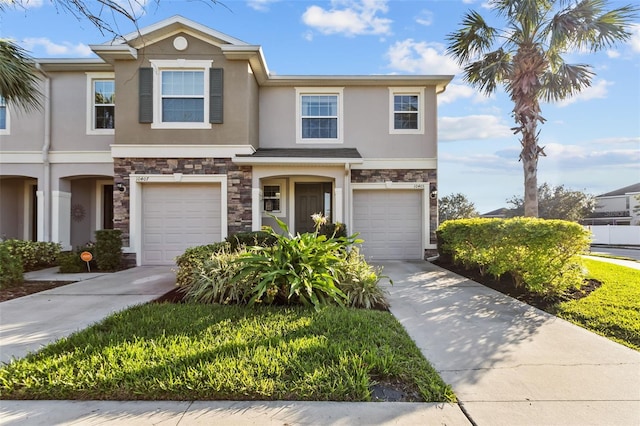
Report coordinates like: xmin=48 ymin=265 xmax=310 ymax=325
xmin=234 ymin=215 xmax=362 ymax=310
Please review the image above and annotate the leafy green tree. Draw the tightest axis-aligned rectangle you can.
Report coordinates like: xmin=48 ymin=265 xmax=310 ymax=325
xmin=446 ymin=0 xmax=637 ymax=217
xmin=439 ymin=193 xmax=479 ymax=222
xmin=506 ymin=183 xmax=596 ymax=221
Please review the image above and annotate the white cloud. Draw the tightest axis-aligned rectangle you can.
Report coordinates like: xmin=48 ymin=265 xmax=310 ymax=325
xmin=554 ymin=79 xmax=612 ymax=107
xmin=302 ymin=0 xmax=392 ymax=37
xmin=247 ymin=0 xmax=279 ymax=12
xmin=606 ymin=50 xmax=621 ymax=58
xmin=590 ymin=136 xmax=640 ymax=146
xmin=439 ymin=115 xmax=513 ymax=141
xmin=629 ymin=24 xmax=640 ymax=53
xmin=415 ymin=10 xmax=433 ymax=27
xmin=386 ymin=39 xmax=460 ymax=75
xmin=21 ymin=37 xmax=93 ymax=57
xmin=438 ymin=82 xmax=490 ymax=105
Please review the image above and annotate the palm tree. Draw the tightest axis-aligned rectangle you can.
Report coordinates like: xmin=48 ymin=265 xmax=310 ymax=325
xmin=446 ymin=0 xmax=638 ymax=217
xmin=0 ymin=39 xmax=41 ymax=111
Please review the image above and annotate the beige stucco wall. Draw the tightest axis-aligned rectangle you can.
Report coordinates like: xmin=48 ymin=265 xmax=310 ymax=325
xmin=258 ymin=86 xmax=438 ymax=158
xmin=113 ymin=33 xmax=258 ymax=147
xmin=1 ymin=80 xmax=46 ymax=152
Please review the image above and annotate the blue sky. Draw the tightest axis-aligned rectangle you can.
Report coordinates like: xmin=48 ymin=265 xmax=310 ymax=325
xmin=2 ymin=0 xmax=639 ymax=212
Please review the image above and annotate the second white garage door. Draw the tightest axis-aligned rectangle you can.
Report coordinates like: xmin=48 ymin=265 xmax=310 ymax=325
xmin=142 ymin=183 xmax=222 ymax=265
xmin=353 ymin=189 xmax=423 ymax=260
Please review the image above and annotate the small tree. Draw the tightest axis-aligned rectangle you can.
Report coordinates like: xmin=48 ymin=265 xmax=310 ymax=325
xmin=506 ymin=183 xmax=595 ymax=222
xmin=439 ymin=193 xmax=479 ymax=222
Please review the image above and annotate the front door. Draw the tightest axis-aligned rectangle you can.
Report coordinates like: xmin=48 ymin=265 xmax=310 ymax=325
xmin=295 ymin=183 xmax=332 ymax=234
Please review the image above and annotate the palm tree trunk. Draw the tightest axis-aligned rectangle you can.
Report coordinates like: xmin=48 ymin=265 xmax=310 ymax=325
xmin=511 ymin=43 xmax=547 ymax=217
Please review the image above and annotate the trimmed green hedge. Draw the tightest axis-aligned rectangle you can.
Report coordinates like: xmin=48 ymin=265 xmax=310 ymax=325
xmin=0 ymin=244 xmax=23 ymax=289
xmin=95 ymin=229 xmax=123 ymax=271
xmin=1 ymin=239 xmax=60 ymax=272
xmin=437 ymin=218 xmax=591 ymax=296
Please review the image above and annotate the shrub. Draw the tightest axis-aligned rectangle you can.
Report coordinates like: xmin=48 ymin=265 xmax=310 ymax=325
xmin=58 ymin=244 xmax=97 ymax=273
xmin=180 ymin=247 xmax=254 ymax=304
xmin=436 ymin=218 xmax=591 ymax=296
xmin=233 ymin=216 xmax=362 ymax=309
xmin=95 ymin=229 xmax=123 ymax=271
xmin=1 ymin=239 xmax=60 ymax=272
xmin=0 ymin=243 xmax=23 ymax=289
xmin=337 ymin=247 xmax=390 ymax=310
xmin=226 ymin=231 xmax=277 ymax=251
xmin=174 ymin=242 xmax=230 ymax=288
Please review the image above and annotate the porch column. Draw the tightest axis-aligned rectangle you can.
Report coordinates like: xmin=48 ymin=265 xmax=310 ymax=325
xmin=334 ymin=187 xmax=343 ymax=223
xmin=36 ymin=190 xmax=45 ymax=241
xmin=252 ymin=187 xmax=261 ymax=231
xmin=52 ymin=190 xmax=71 ymax=250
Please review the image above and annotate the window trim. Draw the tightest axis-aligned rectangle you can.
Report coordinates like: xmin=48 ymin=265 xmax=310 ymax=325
xmin=150 ymin=59 xmax=213 ymax=129
xmin=86 ymin=72 xmax=115 ymax=135
xmin=295 ymin=87 xmax=343 ymax=144
xmin=389 ymin=87 xmax=424 ymax=135
xmin=262 ymin=179 xmax=286 ymax=218
xmin=0 ymin=96 xmax=10 ymax=135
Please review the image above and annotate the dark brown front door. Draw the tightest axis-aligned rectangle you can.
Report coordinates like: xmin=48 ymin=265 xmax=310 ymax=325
xmin=295 ymin=183 xmax=332 ymax=234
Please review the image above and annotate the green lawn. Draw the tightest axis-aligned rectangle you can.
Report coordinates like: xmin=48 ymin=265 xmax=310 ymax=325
xmin=552 ymin=258 xmax=640 ymax=351
xmin=0 ymin=303 xmax=455 ymax=402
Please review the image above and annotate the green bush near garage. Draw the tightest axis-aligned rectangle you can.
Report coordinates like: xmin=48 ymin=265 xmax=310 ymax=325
xmin=437 ymin=217 xmax=591 ymax=297
xmin=174 ymin=242 xmax=230 ymax=287
xmin=95 ymin=229 xmax=123 ymax=271
xmin=58 ymin=244 xmax=98 ymax=273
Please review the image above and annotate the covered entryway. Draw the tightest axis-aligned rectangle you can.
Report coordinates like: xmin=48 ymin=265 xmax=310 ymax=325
xmin=353 ymin=189 xmax=423 ymax=260
xmin=141 ymin=183 xmax=222 ymax=265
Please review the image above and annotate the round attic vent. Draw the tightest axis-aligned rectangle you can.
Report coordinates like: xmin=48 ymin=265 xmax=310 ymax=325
xmin=173 ymin=36 xmax=188 ymax=51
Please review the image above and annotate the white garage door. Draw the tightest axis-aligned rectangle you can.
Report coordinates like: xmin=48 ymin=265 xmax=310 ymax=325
xmin=142 ymin=183 xmax=222 ymax=265
xmin=353 ymin=189 xmax=423 ymax=260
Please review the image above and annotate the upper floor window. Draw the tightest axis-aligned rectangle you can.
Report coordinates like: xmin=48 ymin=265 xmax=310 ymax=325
xmin=296 ymin=87 xmax=343 ymax=144
xmin=86 ymin=72 xmax=115 ymax=135
xmin=389 ymin=88 xmax=424 ymax=135
xmin=142 ymin=59 xmax=222 ymax=130
xmin=0 ymin=96 xmax=8 ymax=134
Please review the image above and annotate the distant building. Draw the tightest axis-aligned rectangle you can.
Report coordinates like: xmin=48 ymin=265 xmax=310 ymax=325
xmin=480 ymin=208 xmax=509 ymax=219
xmin=582 ymin=183 xmax=640 ymax=226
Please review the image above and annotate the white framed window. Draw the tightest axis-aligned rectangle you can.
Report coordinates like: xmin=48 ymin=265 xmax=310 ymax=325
xmin=296 ymin=87 xmax=343 ymax=144
xmin=263 ymin=185 xmax=281 ymax=213
xmin=262 ymin=179 xmax=286 ymax=217
xmin=86 ymin=72 xmax=115 ymax=135
xmin=150 ymin=59 xmax=213 ymax=129
xmin=389 ymin=87 xmax=424 ymax=134
xmin=0 ymin=96 xmax=9 ymax=135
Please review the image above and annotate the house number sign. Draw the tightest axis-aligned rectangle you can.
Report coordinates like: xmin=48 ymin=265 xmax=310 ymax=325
xmin=136 ymin=176 xmax=150 ymax=182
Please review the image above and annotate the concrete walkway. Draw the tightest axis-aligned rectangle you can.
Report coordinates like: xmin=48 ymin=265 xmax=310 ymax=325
xmin=382 ymin=260 xmax=640 ymax=426
xmin=1 ymin=261 xmax=639 ymax=425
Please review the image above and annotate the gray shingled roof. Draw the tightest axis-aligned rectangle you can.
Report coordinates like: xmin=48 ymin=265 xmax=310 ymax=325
xmin=239 ymin=148 xmax=362 ymax=158
xmin=598 ymin=183 xmax=640 ymax=197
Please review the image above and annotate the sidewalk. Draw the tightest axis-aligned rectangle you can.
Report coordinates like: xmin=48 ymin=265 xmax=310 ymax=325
xmin=1 ymin=266 xmax=176 ymax=365
xmin=381 ymin=260 xmax=640 ymax=426
xmin=1 ymin=261 xmax=639 ymax=425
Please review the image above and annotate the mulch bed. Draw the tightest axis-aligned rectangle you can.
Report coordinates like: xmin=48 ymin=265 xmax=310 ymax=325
xmin=0 ymin=281 xmax=76 ymax=302
xmin=433 ymin=258 xmax=602 ymax=312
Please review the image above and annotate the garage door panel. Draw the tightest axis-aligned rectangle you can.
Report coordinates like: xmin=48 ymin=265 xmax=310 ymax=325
xmin=142 ymin=183 xmax=222 ymax=265
xmin=353 ymin=189 xmax=423 ymax=260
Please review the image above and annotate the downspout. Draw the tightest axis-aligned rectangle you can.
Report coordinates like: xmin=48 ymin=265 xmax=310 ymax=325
xmin=36 ymin=63 xmax=51 ymax=242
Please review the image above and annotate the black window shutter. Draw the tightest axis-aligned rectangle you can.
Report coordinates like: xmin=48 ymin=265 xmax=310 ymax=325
xmin=210 ymin=68 xmax=223 ymax=124
xmin=139 ymin=68 xmax=153 ymax=123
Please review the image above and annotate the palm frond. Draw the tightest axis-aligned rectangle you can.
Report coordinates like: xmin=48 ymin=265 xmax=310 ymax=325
xmin=464 ymin=48 xmax=513 ymax=95
xmin=0 ymin=39 xmax=41 ymax=111
xmin=446 ymin=10 xmax=497 ymax=65
xmin=540 ymin=63 xmax=595 ymax=102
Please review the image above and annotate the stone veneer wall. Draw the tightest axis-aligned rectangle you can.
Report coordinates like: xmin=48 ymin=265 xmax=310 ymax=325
xmin=113 ymin=158 xmax=252 ymax=264
xmin=351 ymin=169 xmax=438 ymax=250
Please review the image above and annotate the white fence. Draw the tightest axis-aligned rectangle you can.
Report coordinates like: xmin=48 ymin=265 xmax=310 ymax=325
xmin=586 ymin=225 xmax=640 ymax=246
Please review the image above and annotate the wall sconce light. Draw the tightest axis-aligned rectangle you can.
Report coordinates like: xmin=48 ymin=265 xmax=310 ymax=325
xmin=429 ymin=183 xmax=437 ymax=199
xmin=116 ymin=183 xmax=127 ymax=193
